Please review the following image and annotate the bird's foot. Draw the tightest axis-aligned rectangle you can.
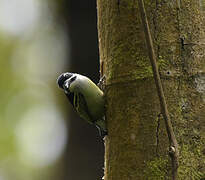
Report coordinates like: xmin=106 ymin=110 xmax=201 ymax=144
xmin=98 ymin=75 xmax=106 ymax=91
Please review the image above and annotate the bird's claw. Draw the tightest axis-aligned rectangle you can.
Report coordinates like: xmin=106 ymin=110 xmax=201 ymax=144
xmin=98 ymin=75 xmax=106 ymax=91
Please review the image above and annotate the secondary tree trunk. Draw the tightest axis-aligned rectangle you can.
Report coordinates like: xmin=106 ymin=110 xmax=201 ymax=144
xmin=97 ymin=1 xmax=205 ymax=179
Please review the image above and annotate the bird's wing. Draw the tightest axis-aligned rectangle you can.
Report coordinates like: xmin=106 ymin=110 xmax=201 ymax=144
xmin=73 ymin=92 xmax=94 ymax=124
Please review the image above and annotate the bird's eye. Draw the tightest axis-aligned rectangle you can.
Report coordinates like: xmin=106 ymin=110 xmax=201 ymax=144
xmin=69 ymin=76 xmax=76 ymax=83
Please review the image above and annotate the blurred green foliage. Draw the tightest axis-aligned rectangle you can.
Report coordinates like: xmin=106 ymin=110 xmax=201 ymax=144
xmin=0 ymin=0 xmax=69 ymax=179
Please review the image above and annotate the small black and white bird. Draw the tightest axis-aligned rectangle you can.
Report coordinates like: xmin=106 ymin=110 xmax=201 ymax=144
xmin=57 ymin=72 xmax=107 ymax=137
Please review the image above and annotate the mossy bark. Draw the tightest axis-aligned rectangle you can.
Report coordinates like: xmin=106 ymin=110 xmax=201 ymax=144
xmin=97 ymin=0 xmax=205 ymax=179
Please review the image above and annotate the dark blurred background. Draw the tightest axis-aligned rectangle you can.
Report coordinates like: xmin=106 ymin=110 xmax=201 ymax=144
xmin=0 ymin=0 xmax=104 ymax=179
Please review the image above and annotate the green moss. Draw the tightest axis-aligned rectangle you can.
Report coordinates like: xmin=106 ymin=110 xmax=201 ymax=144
xmin=158 ymin=56 xmax=168 ymax=66
xmin=178 ymin=145 xmax=205 ymax=180
xmin=144 ymin=157 xmax=168 ymax=180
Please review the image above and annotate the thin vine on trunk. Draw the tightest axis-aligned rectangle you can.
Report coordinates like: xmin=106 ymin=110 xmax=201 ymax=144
xmin=137 ymin=0 xmax=179 ymax=179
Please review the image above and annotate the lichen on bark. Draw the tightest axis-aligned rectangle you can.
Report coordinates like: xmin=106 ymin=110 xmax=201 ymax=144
xmin=97 ymin=0 xmax=205 ymax=179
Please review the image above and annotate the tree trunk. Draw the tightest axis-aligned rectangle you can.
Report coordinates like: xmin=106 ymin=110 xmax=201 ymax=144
xmin=97 ymin=0 xmax=205 ymax=179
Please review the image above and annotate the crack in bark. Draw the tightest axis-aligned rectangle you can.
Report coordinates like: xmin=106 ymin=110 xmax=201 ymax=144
xmin=176 ymin=1 xmax=189 ymax=75
xmin=117 ymin=0 xmax=120 ymax=13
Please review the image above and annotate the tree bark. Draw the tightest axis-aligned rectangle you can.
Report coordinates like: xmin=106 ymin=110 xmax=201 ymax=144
xmin=97 ymin=0 xmax=205 ymax=179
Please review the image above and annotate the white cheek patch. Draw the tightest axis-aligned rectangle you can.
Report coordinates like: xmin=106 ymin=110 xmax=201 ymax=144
xmin=63 ymin=80 xmax=69 ymax=92
xmin=64 ymin=82 xmax=69 ymax=89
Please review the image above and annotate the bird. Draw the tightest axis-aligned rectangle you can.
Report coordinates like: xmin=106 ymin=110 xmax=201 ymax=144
xmin=57 ymin=72 xmax=107 ymax=137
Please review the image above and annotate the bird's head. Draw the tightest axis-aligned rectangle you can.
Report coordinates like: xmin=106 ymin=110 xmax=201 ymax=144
xmin=57 ymin=72 xmax=77 ymax=92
